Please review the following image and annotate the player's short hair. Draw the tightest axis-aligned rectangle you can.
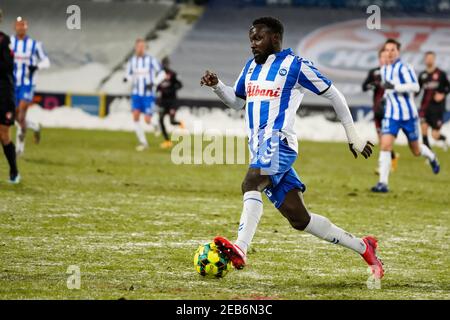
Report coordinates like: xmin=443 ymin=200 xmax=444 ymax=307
xmin=252 ymin=17 xmax=284 ymax=40
xmin=384 ymin=38 xmax=401 ymax=50
xmin=135 ymin=38 xmax=146 ymax=44
xmin=425 ymin=51 xmax=435 ymax=56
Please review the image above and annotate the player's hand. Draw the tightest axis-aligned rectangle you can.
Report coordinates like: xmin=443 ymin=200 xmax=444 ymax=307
xmin=382 ymin=81 xmax=395 ymax=90
xmin=200 ymin=70 xmax=219 ymax=87
xmin=349 ymin=141 xmax=374 ymax=159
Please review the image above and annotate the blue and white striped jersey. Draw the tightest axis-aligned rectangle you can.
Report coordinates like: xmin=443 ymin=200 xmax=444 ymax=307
xmin=380 ymin=58 xmax=419 ymax=121
xmin=10 ymin=35 xmax=50 ymax=87
xmin=125 ymin=54 xmax=163 ymax=97
xmin=234 ymin=48 xmax=331 ymax=154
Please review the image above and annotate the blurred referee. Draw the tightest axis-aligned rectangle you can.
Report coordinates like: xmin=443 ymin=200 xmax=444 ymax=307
xmin=0 ymin=9 xmax=20 ymax=183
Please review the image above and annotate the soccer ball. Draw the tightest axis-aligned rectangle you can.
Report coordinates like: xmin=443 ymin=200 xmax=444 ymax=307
xmin=194 ymin=241 xmax=232 ymax=278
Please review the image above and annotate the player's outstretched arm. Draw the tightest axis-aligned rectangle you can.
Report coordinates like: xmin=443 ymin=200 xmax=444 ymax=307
xmin=385 ymin=65 xmax=420 ymax=93
xmin=123 ymin=59 xmax=132 ymax=83
xmin=440 ymin=71 xmax=450 ymax=95
xmin=322 ymin=84 xmax=374 ymax=159
xmin=36 ymin=42 xmax=50 ymax=70
xmin=151 ymin=70 xmax=167 ymax=91
xmin=362 ymin=69 xmax=376 ymax=92
xmin=153 ymin=59 xmax=167 ymax=88
xmin=200 ymin=70 xmax=245 ymax=110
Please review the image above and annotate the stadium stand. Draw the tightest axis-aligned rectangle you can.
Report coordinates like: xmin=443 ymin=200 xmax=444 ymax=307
xmin=170 ymin=4 xmax=367 ymax=103
xmin=170 ymin=0 xmax=450 ymax=106
xmin=2 ymin=0 xmax=448 ymax=109
xmin=0 ymin=0 xmax=176 ymax=91
xmin=100 ymin=3 xmax=203 ymax=95
xmin=0 ymin=0 xmax=175 ymax=68
xmin=216 ymin=0 xmax=450 ymax=12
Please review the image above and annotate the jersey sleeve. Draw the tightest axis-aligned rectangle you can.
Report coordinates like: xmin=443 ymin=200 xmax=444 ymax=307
xmin=438 ymin=71 xmax=450 ymax=95
xmin=151 ymin=57 xmax=165 ymax=86
xmin=233 ymin=59 xmax=252 ymax=100
xmin=362 ymin=68 xmax=375 ymax=92
xmin=399 ymin=64 xmax=418 ymax=84
xmin=297 ymin=59 xmax=332 ymax=95
xmin=151 ymin=58 xmax=162 ymax=74
xmin=35 ymin=42 xmax=50 ymax=69
xmin=173 ymin=72 xmax=183 ymax=90
xmin=125 ymin=58 xmax=133 ymax=81
xmin=415 ymin=71 xmax=425 ymax=97
xmin=418 ymin=71 xmax=425 ymax=88
xmin=0 ymin=33 xmax=14 ymax=74
xmin=380 ymin=65 xmax=386 ymax=83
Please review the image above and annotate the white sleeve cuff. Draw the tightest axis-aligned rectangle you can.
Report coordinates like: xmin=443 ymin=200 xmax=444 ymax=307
xmin=394 ymin=83 xmax=420 ymax=93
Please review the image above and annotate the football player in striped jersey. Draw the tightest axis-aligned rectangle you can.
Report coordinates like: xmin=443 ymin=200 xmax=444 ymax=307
xmin=362 ymin=48 xmax=400 ymax=173
xmin=124 ymin=38 xmax=165 ymax=151
xmin=11 ymin=17 xmax=50 ymax=156
xmin=372 ymin=39 xmax=439 ymax=193
xmin=201 ymin=17 xmax=383 ymax=279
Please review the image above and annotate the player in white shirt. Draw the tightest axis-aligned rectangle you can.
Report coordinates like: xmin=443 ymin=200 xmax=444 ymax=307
xmin=201 ymin=17 xmax=384 ymax=279
xmin=124 ymin=38 xmax=165 ymax=151
xmin=11 ymin=17 xmax=50 ymax=156
xmin=371 ymin=39 xmax=439 ymax=193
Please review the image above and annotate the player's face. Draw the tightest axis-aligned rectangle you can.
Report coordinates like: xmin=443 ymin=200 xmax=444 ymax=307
xmin=135 ymin=41 xmax=146 ymax=56
xmin=384 ymin=43 xmax=399 ymax=64
xmin=15 ymin=21 xmax=28 ymax=37
xmin=424 ymin=53 xmax=435 ymax=69
xmin=249 ymin=25 xmax=276 ymax=64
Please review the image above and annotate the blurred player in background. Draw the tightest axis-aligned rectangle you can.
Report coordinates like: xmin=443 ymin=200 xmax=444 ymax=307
xmin=11 ymin=17 xmax=50 ymax=156
xmin=0 ymin=9 xmax=20 ymax=183
xmin=418 ymin=51 xmax=450 ymax=151
xmin=201 ymin=17 xmax=384 ymax=279
xmin=362 ymin=48 xmax=399 ymax=172
xmin=124 ymin=38 xmax=165 ymax=151
xmin=157 ymin=56 xmax=184 ymax=149
xmin=371 ymin=39 xmax=439 ymax=193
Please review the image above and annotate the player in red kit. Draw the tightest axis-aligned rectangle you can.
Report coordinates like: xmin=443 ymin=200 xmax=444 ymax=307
xmin=418 ymin=51 xmax=450 ymax=151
